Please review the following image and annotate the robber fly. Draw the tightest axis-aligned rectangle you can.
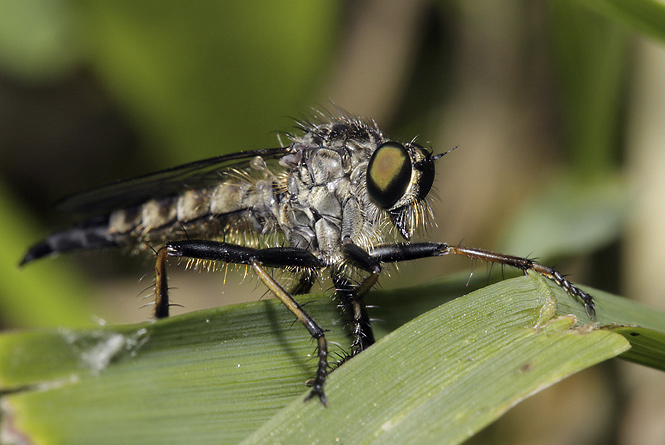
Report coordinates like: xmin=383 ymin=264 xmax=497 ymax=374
xmin=21 ymin=112 xmax=595 ymax=404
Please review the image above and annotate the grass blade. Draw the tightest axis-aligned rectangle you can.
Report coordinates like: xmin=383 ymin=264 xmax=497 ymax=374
xmin=2 ymin=273 xmax=664 ymax=443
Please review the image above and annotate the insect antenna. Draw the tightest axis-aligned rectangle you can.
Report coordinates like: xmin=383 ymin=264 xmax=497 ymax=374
xmin=432 ymin=145 xmax=459 ymax=161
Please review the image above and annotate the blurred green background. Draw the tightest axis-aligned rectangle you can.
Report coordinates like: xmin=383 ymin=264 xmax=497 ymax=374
xmin=0 ymin=0 xmax=664 ymax=443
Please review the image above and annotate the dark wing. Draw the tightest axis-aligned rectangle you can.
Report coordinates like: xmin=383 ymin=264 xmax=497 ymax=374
xmin=57 ymin=147 xmax=290 ymax=217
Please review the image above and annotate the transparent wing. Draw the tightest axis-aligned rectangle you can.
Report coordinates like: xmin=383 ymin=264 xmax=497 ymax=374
xmin=57 ymin=147 xmax=290 ymax=217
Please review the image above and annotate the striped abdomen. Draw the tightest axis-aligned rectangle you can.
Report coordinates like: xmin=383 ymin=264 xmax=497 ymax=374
xmin=21 ymin=177 xmax=279 ymax=265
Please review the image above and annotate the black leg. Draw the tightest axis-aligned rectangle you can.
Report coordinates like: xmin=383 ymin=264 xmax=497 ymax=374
xmin=443 ymin=244 xmax=596 ymax=317
xmin=155 ymin=239 xmax=595 ymax=406
xmin=367 ymin=242 xmax=596 ymax=318
xmin=166 ymin=240 xmax=324 ymax=268
xmin=154 ymin=241 xmax=324 ymax=318
xmin=332 ymin=273 xmax=375 ymax=357
xmin=335 ymin=242 xmax=382 ymax=356
xmin=155 ymin=240 xmax=329 ymax=403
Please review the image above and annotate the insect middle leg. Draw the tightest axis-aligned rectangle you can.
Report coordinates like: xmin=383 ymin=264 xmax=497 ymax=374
xmin=332 ymin=273 xmax=375 ymax=358
xmin=332 ymin=242 xmax=384 ymax=358
xmin=153 ymin=240 xmax=330 ymax=403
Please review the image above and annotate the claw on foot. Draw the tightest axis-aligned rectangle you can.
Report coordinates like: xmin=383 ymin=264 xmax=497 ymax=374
xmin=304 ymin=383 xmax=327 ymax=406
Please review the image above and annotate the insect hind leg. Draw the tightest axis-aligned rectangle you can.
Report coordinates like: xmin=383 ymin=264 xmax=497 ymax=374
xmin=160 ymin=239 xmax=330 ymax=403
xmin=153 ymin=247 xmax=171 ymax=318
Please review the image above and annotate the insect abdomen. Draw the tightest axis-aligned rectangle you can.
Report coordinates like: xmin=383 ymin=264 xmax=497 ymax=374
xmin=106 ymin=180 xmax=267 ymax=240
xmin=20 ymin=216 xmax=119 ymax=265
xmin=21 ymin=176 xmax=279 ymax=265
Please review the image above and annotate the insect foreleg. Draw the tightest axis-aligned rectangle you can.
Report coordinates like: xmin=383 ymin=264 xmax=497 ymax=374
xmin=368 ymin=242 xmax=446 ymax=263
xmin=160 ymin=240 xmax=329 ymax=404
xmin=367 ymin=242 xmax=596 ymax=318
xmin=443 ymin=244 xmax=596 ymax=318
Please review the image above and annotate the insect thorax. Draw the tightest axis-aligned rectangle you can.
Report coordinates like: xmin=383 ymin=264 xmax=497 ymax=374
xmin=278 ymin=119 xmax=389 ymax=267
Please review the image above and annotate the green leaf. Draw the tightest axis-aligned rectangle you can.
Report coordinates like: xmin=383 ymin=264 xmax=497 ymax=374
xmin=3 ymin=273 xmax=663 ymax=444
xmin=245 ymin=276 xmax=636 ymax=444
xmin=0 ymin=295 xmax=349 ymax=444
xmin=0 ymin=182 xmax=94 ymax=329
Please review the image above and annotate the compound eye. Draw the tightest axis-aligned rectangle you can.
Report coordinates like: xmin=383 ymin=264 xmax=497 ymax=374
xmin=366 ymin=142 xmax=412 ymax=209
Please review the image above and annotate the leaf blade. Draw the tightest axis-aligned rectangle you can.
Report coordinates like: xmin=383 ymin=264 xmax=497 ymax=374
xmin=244 ymin=276 xmax=630 ymax=444
xmin=3 ymin=274 xmax=665 ymax=443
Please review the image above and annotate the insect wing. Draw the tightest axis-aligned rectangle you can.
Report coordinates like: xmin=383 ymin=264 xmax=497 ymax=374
xmin=57 ymin=147 xmax=290 ymax=217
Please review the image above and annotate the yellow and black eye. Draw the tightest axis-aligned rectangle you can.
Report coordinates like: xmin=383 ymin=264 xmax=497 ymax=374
xmin=366 ymin=142 xmax=412 ymax=209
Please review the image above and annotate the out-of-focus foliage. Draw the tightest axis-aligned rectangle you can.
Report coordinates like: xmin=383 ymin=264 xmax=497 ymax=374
xmin=0 ymin=0 xmax=82 ymax=82
xmin=0 ymin=1 xmax=341 ymax=327
xmin=576 ymin=0 xmax=665 ymax=43
xmin=77 ymin=1 xmax=340 ymax=163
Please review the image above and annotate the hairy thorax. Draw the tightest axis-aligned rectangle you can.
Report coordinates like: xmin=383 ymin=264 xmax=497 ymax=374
xmin=278 ymin=123 xmax=390 ymax=268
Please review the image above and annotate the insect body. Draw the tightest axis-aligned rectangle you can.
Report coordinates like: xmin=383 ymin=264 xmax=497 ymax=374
xmin=21 ymin=113 xmax=595 ymax=404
